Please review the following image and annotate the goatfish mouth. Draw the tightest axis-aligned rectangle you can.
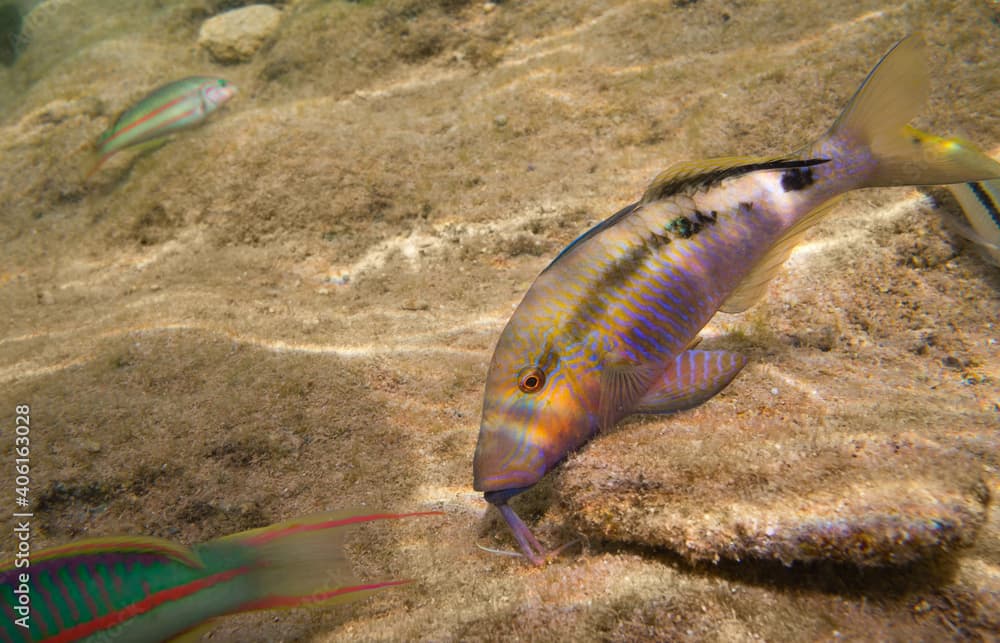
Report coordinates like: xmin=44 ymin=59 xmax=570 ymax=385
xmin=471 ymin=33 xmax=1000 ymax=566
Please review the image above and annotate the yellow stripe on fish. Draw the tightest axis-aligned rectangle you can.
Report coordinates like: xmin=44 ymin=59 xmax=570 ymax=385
xmin=472 ymin=34 xmax=1000 ymax=565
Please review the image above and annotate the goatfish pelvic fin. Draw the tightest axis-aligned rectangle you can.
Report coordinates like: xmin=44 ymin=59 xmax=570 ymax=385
xmin=633 ymin=350 xmax=749 ymax=414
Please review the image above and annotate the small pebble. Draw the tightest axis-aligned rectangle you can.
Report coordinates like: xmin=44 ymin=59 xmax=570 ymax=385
xmin=81 ymin=440 xmax=102 ymax=454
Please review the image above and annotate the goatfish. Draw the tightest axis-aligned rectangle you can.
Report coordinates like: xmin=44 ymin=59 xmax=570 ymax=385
xmin=472 ymin=34 xmax=1000 ymax=565
xmin=86 ymin=76 xmax=236 ymax=179
xmin=0 ymin=510 xmax=440 ymax=642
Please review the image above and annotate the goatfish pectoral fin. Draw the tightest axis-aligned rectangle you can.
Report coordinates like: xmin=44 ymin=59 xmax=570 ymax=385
xmin=634 ymin=350 xmax=748 ymax=415
xmin=598 ymin=355 xmax=659 ymax=431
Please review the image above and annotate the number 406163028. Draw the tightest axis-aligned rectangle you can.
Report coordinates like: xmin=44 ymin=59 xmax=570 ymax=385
xmin=14 ymin=405 xmax=30 ymax=508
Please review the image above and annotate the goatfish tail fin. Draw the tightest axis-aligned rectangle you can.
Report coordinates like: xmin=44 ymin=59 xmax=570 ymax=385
xmin=817 ymin=34 xmax=1000 ymax=187
xmin=207 ymin=510 xmax=443 ymax=614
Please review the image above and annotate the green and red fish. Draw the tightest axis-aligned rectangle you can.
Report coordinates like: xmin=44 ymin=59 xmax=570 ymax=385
xmin=1 ymin=510 xmax=439 ymax=642
xmin=86 ymin=76 xmax=236 ymax=179
xmin=472 ymin=35 xmax=1000 ymax=564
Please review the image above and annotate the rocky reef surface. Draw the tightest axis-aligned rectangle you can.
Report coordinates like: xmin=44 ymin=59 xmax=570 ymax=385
xmin=1 ymin=0 xmax=998 ymax=640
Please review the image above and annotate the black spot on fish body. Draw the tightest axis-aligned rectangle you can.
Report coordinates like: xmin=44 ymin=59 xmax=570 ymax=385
xmin=740 ymin=201 xmax=754 ymax=211
xmin=780 ymin=167 xmax=814 ymax=192
xmin=648 ymin=229 xmax=672 ymax=250
xmin=605 ymin=243 xmax=651 ymax=283
xmin=666 ymin=216 xmax=699 ymax=239
xmin=694 ymin=209 xmax=717 ymax=225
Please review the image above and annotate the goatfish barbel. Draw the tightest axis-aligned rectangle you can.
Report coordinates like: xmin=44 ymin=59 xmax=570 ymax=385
xmin=1 ymin=510 xmax=441 ymax=642
xmin=86 ymin=76 xmax=236 ymax=179
xmin=472 ymin=34 xmax=1000 ymax=565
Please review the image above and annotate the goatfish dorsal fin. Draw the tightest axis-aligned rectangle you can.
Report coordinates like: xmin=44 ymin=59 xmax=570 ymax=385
xmin=720 ymin=196 xmax=842 ymax=313
xmin=543 ymin=157 xmax=833 ymax=275
xmin=641 ymin=156 xmax=830 ymax=203
xmin=24 ymin=535 xmax=204 ymax=569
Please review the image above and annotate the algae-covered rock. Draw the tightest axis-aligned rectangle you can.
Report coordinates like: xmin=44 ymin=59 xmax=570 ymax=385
xmin=198 ymin=4 xmax=282 ymax=63
xmin=560 ymin=430 xmax=989 ymax=565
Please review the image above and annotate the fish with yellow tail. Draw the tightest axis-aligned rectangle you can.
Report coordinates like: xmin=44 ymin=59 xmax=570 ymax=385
xmin=0 ymin=510 xmax=441 ymax=642
xmin=86 ymin=76 xmax=236 ymax=180
xmin=472 ymin=34 xmax=1000 ymax=565
xmin=889 ymin=132 xmax=1000 ymax=266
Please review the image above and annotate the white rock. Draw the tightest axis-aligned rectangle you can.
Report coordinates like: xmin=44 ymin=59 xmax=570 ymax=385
xmin=198 ymin=5 xmax=282 ymax=64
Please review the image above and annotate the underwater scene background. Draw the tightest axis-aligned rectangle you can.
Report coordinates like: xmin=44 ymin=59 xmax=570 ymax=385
xmin=1 ymin=0 xmax=998 ymax=640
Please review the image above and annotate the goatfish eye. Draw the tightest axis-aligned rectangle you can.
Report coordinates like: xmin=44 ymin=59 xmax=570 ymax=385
xmin=517 ymin=366 xmax=546 ymax=393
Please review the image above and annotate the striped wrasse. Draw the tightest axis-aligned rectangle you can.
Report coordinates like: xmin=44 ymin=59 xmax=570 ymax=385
xmin=0 ymin=510 xmax=440 ymax=642
xmin=472 ymin=34 xmax=1000 ymax=565
xmin=86 ymin=76 xmax=236 ymax=179
xmin=948 ymin=173 xmax=1000 ymax=266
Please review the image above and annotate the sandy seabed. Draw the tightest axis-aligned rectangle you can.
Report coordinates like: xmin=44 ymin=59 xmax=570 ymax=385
xmin=1 ymin=0 xmax=999 ymax=640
